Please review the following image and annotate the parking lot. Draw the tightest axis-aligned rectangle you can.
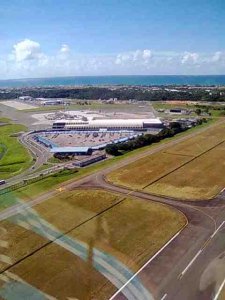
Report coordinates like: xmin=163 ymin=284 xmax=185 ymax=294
xmin=38 ymin=131 xmax=138 ymax=148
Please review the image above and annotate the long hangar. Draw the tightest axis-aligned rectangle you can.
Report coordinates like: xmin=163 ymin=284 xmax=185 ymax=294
xmin=52 ymin=118 xmax=163 ymax=131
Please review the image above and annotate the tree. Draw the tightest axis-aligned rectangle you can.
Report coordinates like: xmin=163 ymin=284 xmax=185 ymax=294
xmin=195 ymin=108 xmax=202 ymax=116
xmin=105 ymin=144 xmax=120 ymax=156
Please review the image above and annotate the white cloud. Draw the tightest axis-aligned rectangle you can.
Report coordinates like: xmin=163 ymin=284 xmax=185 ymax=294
xmin=181 ymin=52 xmax=199 ymax=64
xmin=143 ymin=49 xmax=152 ymax=60
xmin=132 ymin=50 xmax=142 ymax=62
xmin=13 ymin=39 xmax=43 ymax=62
xmin=115 ymin=53 xmax=129 ymax=64
xmin=115 ymin=49 xmax=152 ymax=66
xmin=60 ymin=44 xmax=70 ymax=54
xmin=211 ymin=51 xmax=224 ymax=62
xmin=1 ymin=39 xmax=225 ymax=79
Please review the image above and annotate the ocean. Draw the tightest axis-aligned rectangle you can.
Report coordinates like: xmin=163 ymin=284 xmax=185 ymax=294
xmin=0 ymin=75 xmax=225 ymax=88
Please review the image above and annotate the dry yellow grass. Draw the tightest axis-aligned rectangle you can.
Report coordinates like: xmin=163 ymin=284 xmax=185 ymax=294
xmin=0 ymin=189 xmax=121 ymax=273
xmin=107 ymin=152 xmax=190 ymax=190
xmin=146 ymin=143 xmax=225 ymax=200
xmin=107 ymin=122 xmax=225 ymax=200
xmin=0 ymin=189 xmax=185 ymax=300
xmin=165 ymin=122 xmax=225 ymax=156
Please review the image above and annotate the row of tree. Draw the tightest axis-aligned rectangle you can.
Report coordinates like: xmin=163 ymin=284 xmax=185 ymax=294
xmin=106 ymin=119 xmax=207 ymax=156
xmin=0 ymin=86 xmax=225 ymax=101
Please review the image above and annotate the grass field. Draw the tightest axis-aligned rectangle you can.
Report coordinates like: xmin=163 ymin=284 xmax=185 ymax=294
xmin=108 ymin=152 xmax=190 ymax=190
xmin=23 ymin=102 xmax=146 ymax=112
xmin=152 ymin=101 xmax=225 ymax=120
xmin=146 ymin=141 xmax=225 ymax=200
xmin=152 ymin=102 xmax=197 ymax=119
xmin=0 ymin=189 xmax=185 ymax=299
xmin=0 ymin=169 xmax=78 ymax=211
xmin=152 ymin=101 xmax=192 ymax=110
xmin=165 ymin=122 xmax=225 ymax=156
xmin=0 ymin=120 xmax=33 ymax=179
xmin=107 ymin=121 xmax=225 ymax=200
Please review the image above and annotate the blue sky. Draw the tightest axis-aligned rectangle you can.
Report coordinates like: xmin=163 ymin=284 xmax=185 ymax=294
xmin=0 ymin=0 xmax=225 ymax=78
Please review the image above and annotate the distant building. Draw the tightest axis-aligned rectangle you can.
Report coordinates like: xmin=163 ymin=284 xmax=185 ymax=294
xmin=42 ymin=100 xmax=64 ymax=106
xmin=166 ymin=108 xmax=190 ymax=115
xmin=36 ymin=98 xmax=47 ymax=101
xmin=73 ymin=153 xmax=106 ymax=167
xmin=50 ymin=146 xmax=92 ymax=156
xmin=171 ymin=118 xmax=197 ymax=128
xmin=19 ymin=96 xmax=33 ymax=101
xmin=52 ymin=118 xmax=163 ymax=131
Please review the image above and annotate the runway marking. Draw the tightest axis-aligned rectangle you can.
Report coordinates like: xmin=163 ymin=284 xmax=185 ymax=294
xmin=109 ymin=229 xmax=182 ymax=300
xmin=187 ymin=204 xmax=217 ymax=233
xmin=213 ymin=277 xmax=225 ymax=300
xmin=201 ymin=239 xmax=211 ymax=251
xmin=210 ymin=221 xmax=225 ymax=239
xmin=180 ymin=221 xmax=225 ymax=279
xmin=180 ymin=249 xmax=202 ymax=278
xmin=160 ymin=293 xmax=167 ymax=300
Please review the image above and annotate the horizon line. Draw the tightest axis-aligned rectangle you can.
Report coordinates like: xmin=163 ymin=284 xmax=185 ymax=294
xmin=1 ymin=74 xmax=225 ymax=82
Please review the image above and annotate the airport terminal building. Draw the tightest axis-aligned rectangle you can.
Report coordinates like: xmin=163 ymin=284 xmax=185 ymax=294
xmin=52 ymin=118 xmax=163 ymax=131
xmin=34 ymin=117 xmax=163 ymax=159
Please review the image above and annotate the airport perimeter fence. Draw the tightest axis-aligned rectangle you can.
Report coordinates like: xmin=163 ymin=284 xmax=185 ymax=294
xmin=0 ymin=168 xmax=70 ymax=196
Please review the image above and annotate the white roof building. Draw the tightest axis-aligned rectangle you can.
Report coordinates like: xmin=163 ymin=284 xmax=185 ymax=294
xmin=19 ymin=96 xmax=33 ymax=100
xmin=53 ymin=118 xmax=162 ymax=130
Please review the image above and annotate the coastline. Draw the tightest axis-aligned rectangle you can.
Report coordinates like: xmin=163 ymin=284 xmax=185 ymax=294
xmin=1 ymin=75 xmax=225 ymax=88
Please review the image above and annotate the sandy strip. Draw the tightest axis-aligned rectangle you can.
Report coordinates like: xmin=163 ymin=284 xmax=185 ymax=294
xmin=0 ymin=101 xmax=38 ymax=110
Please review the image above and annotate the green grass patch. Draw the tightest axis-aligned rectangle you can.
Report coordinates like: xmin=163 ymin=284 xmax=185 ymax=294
xmin=210 ymin=110 xmax=225 ymax=117
xmin=48 ymin=156 xmax=68 ymax=164
xmin=0 ymin=117 xmax=11 ymax=124
xmin=152 ymin=102 xmax=192 ymax=110
xmin=23 ymin=102 xmax=139 ymax=112
xmin=0 ymin=122 xmax=33 ymax=179
xmin=0 ymin=169 xmax=79 ymax=211
xmin=13 ymin=169 xmax=78 ymax=200
xmin=34 ymin=163 xmax=53 ymax=173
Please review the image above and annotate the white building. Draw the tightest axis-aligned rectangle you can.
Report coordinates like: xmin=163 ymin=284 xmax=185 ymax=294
xmin=19 ymin=96 xmax=33 ymax=101
xmin=52 ymin=118 xmax=163 ymax=131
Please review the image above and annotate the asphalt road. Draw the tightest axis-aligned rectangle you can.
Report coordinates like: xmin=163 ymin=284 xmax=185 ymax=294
xmin=0 ymin=133 xmax=52 ymax=189
xmin=1 ymin=131 xmax=78 ymax=189
xmin=1 ymin=120 xmax=225 ymax=300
